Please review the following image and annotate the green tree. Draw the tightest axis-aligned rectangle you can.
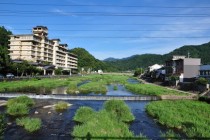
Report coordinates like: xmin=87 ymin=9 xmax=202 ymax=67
xmin=69 ymin=47 xmax=118 ymax=72
xmin=0 ymin=26 xmax=12 ymax=74
xmin=134 ymin=68 xmax=144 ymax=77
xmin=55 ymin=68 xmax=63 ymax=75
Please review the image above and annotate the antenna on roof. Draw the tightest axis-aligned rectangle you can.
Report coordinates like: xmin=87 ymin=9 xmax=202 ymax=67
xmin=187 ymin=51 xmax=190 ymax=58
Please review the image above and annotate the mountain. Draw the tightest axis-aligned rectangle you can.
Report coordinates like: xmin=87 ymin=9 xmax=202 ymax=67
xmin=103 ymin=57 xmax=119 ymax=62
xmin=104 ymin=42 xmax=210 ymax=71
xmin=69 ymin=48 xmax=117 ymax=72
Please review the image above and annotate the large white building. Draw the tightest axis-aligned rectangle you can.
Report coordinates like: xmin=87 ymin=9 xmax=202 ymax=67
xmin=9 ymin=26 xmax=77 ymax=74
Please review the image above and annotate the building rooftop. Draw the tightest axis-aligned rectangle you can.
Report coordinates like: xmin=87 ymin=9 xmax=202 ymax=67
xmin=33 ymin=26 xmax=48 ymax=30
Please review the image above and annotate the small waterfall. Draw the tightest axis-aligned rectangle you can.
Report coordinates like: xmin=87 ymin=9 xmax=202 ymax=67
xmin=0 ymin=93 xmax=160 ymax=101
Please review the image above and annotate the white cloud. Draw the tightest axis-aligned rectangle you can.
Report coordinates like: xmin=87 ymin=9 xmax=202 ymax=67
xmin=51 ymin=9 xmax=77 ymax=17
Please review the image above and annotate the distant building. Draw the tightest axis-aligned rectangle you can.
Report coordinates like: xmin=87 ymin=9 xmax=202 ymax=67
xmin=9 ymin=26 xmax=77 ymax=75
xmin=148 ymin=64 xmax=163 ymax=72
xmin=165 ymin=55 xmax=201 ymax=82
xmin=199 ymin=65 xmax=210 ymax=79
xmin=98 ymin=70 xmax=103 ymax=74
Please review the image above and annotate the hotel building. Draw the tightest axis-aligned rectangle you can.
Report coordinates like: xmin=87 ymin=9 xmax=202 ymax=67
xmin=9 ymin=26 xmax=77 ymax=74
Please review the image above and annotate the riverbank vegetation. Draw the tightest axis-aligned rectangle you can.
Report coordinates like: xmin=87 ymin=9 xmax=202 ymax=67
xmin=72 ymin=100 xmax=135 ymax=138
xmin=16 ymin=117 xmax=41 ymax=133
xmin=125 ymin=83 xmax=188 ymax=96
xmin=54 ymin=101 xmax=69 ymax=111
xmin=146 ymin=100 xmax=210 ymax=138
xmin=0 ymin=74 xmax=190 ymax=96
xmin=6 ymin=96 xmax=34 ymax=116
xmin=0 ymin=78 xmax=70 ymax=93
xmin=0 ymin=114 xmax=6 ymax=138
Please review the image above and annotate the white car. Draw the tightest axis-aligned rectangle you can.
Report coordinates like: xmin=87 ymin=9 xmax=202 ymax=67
xmin=6 ymin=73 xmax=15 ymax=79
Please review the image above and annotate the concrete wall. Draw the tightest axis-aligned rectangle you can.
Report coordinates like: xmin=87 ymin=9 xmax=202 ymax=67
xmin=184 ymin=65 xmax=199 ymax=78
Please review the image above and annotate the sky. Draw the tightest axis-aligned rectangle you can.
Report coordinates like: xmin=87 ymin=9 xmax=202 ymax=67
xmin=1 ymin=0 xmax=210 ymax=60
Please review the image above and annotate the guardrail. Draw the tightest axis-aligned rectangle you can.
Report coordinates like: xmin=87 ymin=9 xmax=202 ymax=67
xmin=0 ymin=93 xmax=160 ymax=101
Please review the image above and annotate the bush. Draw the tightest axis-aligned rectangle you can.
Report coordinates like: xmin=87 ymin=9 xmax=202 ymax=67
xmin=104 ymin=100 xmax=135 ymax=122
xmin=7 ymin=103 xmax=29 ymax=116
xmin=16 ymin=117 xmax=41 ymax=133
xmin=54 ymin=101 xmax=69 ymax=111
xmin=73 ymin=107 xmax=95 ymax=123
xmin=0 ymin=114 xmax=6 ymax=137
xmin=169 ymin=76 xmax=179 ymax=81
xmin=195 ymin=78 xmax=208 ymax=85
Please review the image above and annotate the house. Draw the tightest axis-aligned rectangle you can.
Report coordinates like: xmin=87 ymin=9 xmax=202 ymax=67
xmin=148 ymin=64 xmax=163 ymax=72
xmin=199 ymin=65 xmax=210 ymax=79
xmin=165 ymin=55 xmax=201 ymax=82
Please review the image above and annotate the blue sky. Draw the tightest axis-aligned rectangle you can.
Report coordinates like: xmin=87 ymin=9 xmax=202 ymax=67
xmin=1 ymin=0 xmax=210 ymax=60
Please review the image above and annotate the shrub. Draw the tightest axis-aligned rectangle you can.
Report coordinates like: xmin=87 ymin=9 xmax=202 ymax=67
xmin=104 ymin=100 xmax=135 ymax=122
xmin=169 ymin=76 xmax=179 ymax=81
xmin=54 ymin=101 xmax=69 ymax=111
xmin=0 ymin=114 xmax=6 ymax=137
xmin=16 ymin=117 xmax=41 ymax=133
xmin=195 ymin=77 xmax=208 ymax=85
xmin=73 ymin=106 xmax=95 ymax=123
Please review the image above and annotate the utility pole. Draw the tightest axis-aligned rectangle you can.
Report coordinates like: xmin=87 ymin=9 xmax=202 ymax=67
xmin=187 ymin=51 xmax=190 ymax=58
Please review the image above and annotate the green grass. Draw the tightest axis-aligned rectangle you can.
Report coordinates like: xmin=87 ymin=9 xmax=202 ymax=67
xmin=54 ymin=101 xmax=69 ymax=111
xmin=146 ymin=100 xmax=210 ymax=138
xmin=72 ymin=110 xmax=134 ymax=138
xmin=6 ymin=96 xmax=34 ymax=116
xmin=73 ymin=106 xmax=95 ymax=123
xmin=0 ymin=74 xmax=131 ymax=94
xmin=125 ymin=83 xmax=188 ymax=96
xmin=16 ymin=117 xmax=41 ymax=133
xmin=0 ymin=78 xmax=70 ymax=93
xmin=113 ymin=85 xmax=118 ymax=90
xmin=72 ymin=100 xmax=135 ymax=138
xmin=66 ymin=81 xmax=79 ymax=94
xmin=104 ymin=100 xmax=135 ymax=122
xmin=78 ymin=80 xmax=107 ymax=94
xmin=0 ymin=114 xmax=6 ymax=137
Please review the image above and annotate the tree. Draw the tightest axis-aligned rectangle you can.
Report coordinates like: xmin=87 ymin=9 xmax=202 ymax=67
xmin=0 ymin=26 xmax=12 ymax=74
xmin=134 ymin=68 xmax=144 ymax=77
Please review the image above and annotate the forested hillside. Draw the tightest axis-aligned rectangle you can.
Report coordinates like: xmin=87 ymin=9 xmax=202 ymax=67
xmin=105 ymin=42 xmax=210 ymax=71
xmin=69 ymin=48 xmax=117 ymax=72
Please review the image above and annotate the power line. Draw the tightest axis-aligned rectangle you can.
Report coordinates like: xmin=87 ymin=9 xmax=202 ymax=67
xmin=0 ymin=13 xmax=209 ymax=17
xmin=8 ymin=29 xmax=210 ymax=32
xmin=50 ymin=36 xmax=210 ymax=39
xmin=1 ymin=2 xmax=210 ymax=9
xmin=2 ymin=23 xmax=210 ymax=25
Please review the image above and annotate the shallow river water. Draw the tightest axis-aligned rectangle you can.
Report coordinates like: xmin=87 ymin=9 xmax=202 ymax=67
xmin=1 ymin=79 xmax=180 ymax=139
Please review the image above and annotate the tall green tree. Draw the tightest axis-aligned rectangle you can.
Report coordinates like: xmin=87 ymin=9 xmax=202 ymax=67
xmin=0 ymin=26 xmax=12 ymax=73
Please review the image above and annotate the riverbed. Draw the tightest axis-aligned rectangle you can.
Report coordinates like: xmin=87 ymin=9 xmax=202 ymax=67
xmin=0 ymin=78 xmax=178 ymax=139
